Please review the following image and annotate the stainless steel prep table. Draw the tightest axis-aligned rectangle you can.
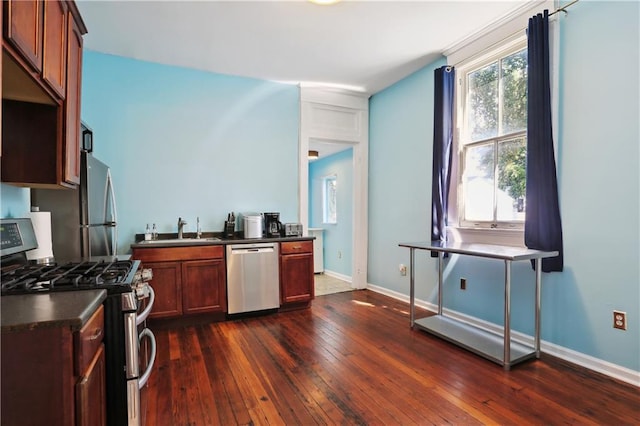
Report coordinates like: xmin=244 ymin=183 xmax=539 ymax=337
xmin=399 ymin=241 xmax=558 ymax=370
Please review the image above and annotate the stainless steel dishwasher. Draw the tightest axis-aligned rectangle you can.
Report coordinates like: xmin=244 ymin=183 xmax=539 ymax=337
xmin=226 ymin=242 xmax=280 ymax=314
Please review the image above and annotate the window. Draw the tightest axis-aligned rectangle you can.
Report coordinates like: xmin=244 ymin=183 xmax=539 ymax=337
xmin=323 ymin=175 xmax=337 ymax=224
xmin=457 ymin=37 xmax=528 ymax=230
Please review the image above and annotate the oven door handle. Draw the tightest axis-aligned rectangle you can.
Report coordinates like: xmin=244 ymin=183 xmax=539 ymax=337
xmin=138 ymin=328 xmax=157 ymax=389
xmin=136 ymin=285 xmax=155 ymax=326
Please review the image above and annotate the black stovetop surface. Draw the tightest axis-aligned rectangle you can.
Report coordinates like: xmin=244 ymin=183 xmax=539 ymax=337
xmin=1 ymin=259 xmax=139 ymax=296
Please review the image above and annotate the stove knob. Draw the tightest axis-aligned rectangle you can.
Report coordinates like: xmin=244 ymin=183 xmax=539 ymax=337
xmin=141 ymin=268 xmax=153 ymax=281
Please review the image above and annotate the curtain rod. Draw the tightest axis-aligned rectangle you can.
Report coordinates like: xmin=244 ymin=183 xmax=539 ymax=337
xmin=549 ymin=0 xmax=580 ymax=17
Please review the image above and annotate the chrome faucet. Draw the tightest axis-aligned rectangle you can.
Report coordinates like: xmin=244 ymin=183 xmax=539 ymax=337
xmin=196 ymin=217 xmax=202 ymax=239
xmin=178 ymin=217 xmax=187 ymax=239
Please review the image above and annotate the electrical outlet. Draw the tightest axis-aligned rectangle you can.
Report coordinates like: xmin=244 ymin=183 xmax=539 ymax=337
xmin=399 ymin=264 xmax=407 ymax=276
xmin=613 ymin=311 xmax=627 ymax=330
xmin=338 ymin=251 xmax=342 ymax=259
xmin=460 ymin=278 xmax=467 ymax=290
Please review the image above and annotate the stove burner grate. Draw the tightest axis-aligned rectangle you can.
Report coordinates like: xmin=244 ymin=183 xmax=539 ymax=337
xmin=1 ymin=260 xmax=136 ymax=295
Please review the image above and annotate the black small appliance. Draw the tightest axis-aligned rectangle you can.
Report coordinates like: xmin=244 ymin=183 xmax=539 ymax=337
xmin=263 ymin=212 xmax=282 ymax=237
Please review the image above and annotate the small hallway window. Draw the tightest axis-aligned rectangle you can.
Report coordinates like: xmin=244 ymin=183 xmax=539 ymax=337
xmin=323 ymin=175 xmax=337 ymax=224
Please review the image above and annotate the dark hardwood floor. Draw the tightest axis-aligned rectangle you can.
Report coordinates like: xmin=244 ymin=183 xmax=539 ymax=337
xmin=144 ymin=290 xmax=639 ymax=425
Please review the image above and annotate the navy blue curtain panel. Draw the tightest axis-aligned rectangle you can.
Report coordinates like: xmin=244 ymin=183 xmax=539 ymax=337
xmin=431 ymin=66 xmax=455 ymax=248
xmin=525 ymin=10 xmax=564 ymax=272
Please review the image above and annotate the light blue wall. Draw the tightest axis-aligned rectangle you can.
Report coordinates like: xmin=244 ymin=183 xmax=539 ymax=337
xmin=0 ymin=184 xmax=30 ymax=218
xmin=368 ymin=1 xmax=639 ymax=372
xmin=309 ymin=148 xmax=353 ymax=276
xmin=369 ymin=59 xmax=444 ymax=302
xmin=81 ymin=52 xmax=300 ymax=254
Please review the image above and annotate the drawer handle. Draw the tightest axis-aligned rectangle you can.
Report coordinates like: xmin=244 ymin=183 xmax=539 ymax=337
xmin=292 ymin=246 xmax=302 ymax=249
xmin=89 ymin=328 xmax=102 ymax=340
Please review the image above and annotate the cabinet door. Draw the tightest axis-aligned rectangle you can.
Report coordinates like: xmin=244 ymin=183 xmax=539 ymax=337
xmin=182 ymin=258 xmax=227 ymax=315
xmin=1 ymin=1 xmax=3 ymax=158
xmin=75 ymin=344 xmax=106 ymax=426
xmin=146 ymin=261 xmax=183 ymax=319
xmin=280 ymin=253 xmax=314 ymax=304
xmin=4 ymin=0 xmax=43 ymax=72
xmin=63 ymin=12 xmax=83 ymax=185
xmin=1 ymin=327 xmax=74 ymax=425
xmin=42 ymin=0 xmax=67 ymax=98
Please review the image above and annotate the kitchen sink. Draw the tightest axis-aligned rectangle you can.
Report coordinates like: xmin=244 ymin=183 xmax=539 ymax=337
xmin=138 ymin=237 xmax=220 ymax=245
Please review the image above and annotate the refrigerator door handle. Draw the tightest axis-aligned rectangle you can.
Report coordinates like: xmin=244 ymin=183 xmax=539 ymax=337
xmin=106 ymin=169 xmax=118 ymax=256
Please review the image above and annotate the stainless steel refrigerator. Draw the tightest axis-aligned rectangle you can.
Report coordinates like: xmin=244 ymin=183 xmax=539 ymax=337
xmin=31 ymin=151 xmax=118 ymax=262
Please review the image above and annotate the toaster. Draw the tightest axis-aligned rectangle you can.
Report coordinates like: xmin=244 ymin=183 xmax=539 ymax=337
xmin=283 ymin=223 xmax=303 ymax=237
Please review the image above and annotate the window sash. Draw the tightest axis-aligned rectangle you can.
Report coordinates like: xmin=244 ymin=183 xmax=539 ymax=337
xmin=460 ymin=130 xmax=526 ymax=228
xmin=323 ymin=175 xmax=337 ymax=224
xmin=456 ymin=37 xmax=527 ymax=230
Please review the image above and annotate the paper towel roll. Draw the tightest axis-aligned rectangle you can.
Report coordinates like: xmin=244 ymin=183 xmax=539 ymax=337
xmin=26 ymin=211 xmax=54 ymax=262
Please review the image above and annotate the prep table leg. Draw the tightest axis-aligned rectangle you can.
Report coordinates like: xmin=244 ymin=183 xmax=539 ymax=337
xmin=438 ymin=252 xmax=444 ymax=315
xmin=410 ymin=248 xmax=415 ymax=328
xmin=535 ymin=258 xmax=542 ymax=358
xmin=503 ymin=260 xmax=512 ymax=371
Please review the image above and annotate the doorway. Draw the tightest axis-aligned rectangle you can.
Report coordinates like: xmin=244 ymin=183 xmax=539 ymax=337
xmin=308 ymin=142 xmax=354 ymax=295
xmin=314 ymin=273 xmax=352 ymax=296
xmin=298 ymin=87 xmax=369 ymax=290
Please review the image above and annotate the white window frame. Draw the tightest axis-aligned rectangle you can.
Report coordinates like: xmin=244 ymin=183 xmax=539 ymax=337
xmin=449 ymin=33 xmax=528 ymax=247
xmin=322 ymin=174 xmax=337 ymax=224
xmin=444 ymin=0 xmax=559 ymax=247
xmin=457 ymin=35 xmax=528 ymax=229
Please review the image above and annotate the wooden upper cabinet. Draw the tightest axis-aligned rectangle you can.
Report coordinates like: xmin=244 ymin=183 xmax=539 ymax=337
xmin=42 ymin=0 xmax=68 ymax=98
xmin=1 ymin=0 xmax=3 ymax=158
xmin=64 ymin=11 xmax=83 ymax=185
xmin=1 ymin=0 xmax=86 ymax=188
xmin=4 ymin=0 xmax=44 ymax=73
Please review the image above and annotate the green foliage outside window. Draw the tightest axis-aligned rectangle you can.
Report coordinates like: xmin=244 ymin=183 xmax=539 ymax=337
xmin=467 ymin=48 xmax=528 ymax=217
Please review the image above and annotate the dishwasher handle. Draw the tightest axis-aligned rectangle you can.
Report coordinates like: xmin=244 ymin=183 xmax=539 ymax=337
xmin=230 ymin=246 xmax=275 ymax=254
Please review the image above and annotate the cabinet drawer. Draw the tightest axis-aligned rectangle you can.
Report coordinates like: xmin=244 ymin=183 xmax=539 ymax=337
xmin=132 ymin=245 xmax=223 ymax=262
xmin=280 ymin=241 xmax=313 ymax=255
xmin=75 ymin=304 xmax=104 ymax=375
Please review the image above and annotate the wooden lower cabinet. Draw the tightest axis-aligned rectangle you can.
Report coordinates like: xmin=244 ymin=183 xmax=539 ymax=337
xmin=142 ymin=261 xmax=182 ymax=319
xmin=280 ymin=241 xmax=315 ymax=307
xmin=182 ymin=258 xmax=227 ymax=315
xmin=132 ymin=245 xmax=226 ymax=319
xmin=1 ymin=304 xmax=105 ymax=426
xmin=75 ymin=344 xmax=106 ymax=426
xmin=132 ymin=241 xmax=315 ymax=317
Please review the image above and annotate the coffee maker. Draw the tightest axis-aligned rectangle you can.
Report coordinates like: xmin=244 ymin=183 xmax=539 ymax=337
xmin=263 ymin=212 xmax=282 ymax=237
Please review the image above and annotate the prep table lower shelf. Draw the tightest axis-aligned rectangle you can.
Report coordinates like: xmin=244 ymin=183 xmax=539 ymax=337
xmin=400 ymin=241 xmax=558 ymax=370
xmin=414 ymin=316 xmax=536 ymax=365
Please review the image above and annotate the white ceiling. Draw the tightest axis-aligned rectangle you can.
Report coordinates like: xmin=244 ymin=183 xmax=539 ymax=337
xmin=76 ymin=0 xmax=527 ymax=159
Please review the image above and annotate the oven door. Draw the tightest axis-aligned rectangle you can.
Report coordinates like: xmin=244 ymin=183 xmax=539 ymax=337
xmin=135 ymin=284 xmax=156 ymax=426
xmin=137 ymin=284 xmax=156 ymax=389
xmin=124 ymin=283 xmax=157 ymax=426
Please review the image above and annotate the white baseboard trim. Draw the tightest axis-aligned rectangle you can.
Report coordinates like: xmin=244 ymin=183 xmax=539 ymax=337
xmin=322 ymin=269 xmax=352 ymax=284
xmin=366 ymin=283 xmax=640 ymax=387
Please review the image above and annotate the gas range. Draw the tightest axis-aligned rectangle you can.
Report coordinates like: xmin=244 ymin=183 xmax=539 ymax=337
xmin=1 ymin=217 xmax=156 ymax=426
xmin=1 ymin=259 xmax=140 ymax=296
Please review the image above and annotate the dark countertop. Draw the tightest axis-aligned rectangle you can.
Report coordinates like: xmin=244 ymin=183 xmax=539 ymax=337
xmin=131 ymin=233 xmax=314 ymax=249
xmin=1 ymin=290 xmax=107 ymax=333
